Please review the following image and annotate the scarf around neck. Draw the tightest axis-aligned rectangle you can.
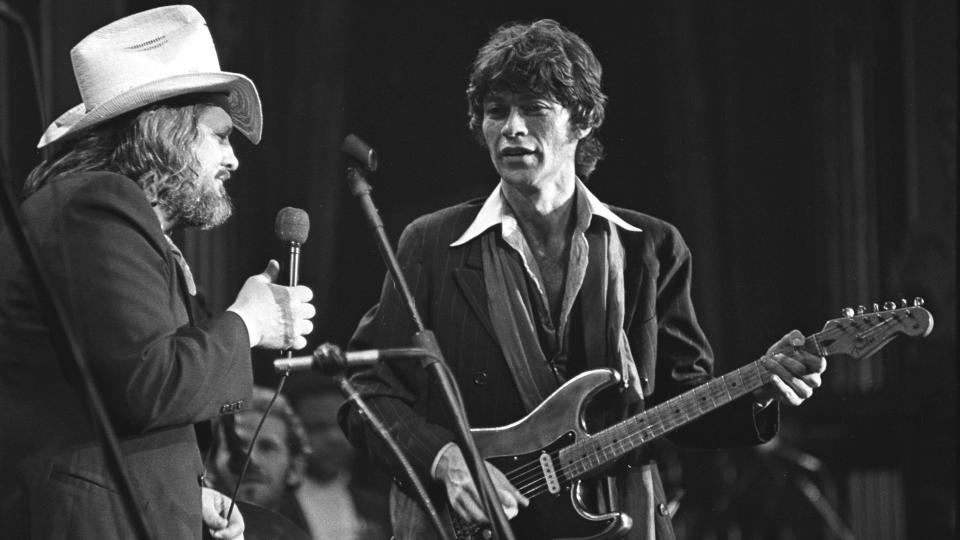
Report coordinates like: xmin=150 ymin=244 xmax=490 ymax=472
xmin=481 ymin=219 xmax=643 ymax=412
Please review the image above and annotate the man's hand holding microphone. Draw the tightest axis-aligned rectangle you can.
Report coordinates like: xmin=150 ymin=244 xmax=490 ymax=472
xmin=228 ymin=259 xmax=315 ymax=350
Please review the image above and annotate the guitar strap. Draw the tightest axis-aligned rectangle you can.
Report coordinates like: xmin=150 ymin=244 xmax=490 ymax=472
xmin=481 ymin=232 xmax=560 ymax=411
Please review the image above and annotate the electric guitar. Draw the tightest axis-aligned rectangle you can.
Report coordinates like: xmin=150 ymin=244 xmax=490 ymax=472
xmin=394 ymin=300 xmax=934 ymax=540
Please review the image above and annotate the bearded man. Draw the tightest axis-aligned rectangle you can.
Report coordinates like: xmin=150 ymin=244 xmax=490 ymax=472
xmin=0 ymin=6 xmax=315 ymax=539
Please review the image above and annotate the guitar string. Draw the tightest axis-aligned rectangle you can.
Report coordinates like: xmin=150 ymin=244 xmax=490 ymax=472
xmin=526 ymin=330 xmax=908 ymax=497
xmin=512 ymin=388 xmax=749 ymax=499
xmin=501 ymin=382 xmax=722 ymax=491
xmin=509 ymin=405 xmax=719 ymax=497
xmin=506 ymin=416 xmax=675 ymax=498
xmin=506 ymin=365 xmax=765 ymax=498
xmin=516 ymin=404 xmax=721 ymax=499
xmin=857 ymin=315 xmax=896 ymax=337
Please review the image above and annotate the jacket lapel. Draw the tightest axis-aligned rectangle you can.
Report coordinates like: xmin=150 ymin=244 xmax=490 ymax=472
xmin=620 ymin=231 xmax=644 ymax=330
xmin=452 ymin=240 xmax=497 ymax=342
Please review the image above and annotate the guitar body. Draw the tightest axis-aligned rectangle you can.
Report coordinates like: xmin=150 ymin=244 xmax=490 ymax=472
xmin=471 ymin=368 xmax=632 ymax=540
xmin=392 ymin=368 xmax=634 ymax=540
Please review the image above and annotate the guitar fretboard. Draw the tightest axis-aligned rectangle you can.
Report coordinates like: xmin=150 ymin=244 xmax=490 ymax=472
xmin=558 ymin=358 xmax=769 ymax=480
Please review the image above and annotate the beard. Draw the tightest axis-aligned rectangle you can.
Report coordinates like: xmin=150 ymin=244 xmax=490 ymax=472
xmin=161 ymin=173 xmax=234 ymax=230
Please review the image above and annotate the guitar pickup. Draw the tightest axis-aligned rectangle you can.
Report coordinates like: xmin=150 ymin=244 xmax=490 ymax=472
xmin=539 ymin=452 xmax=561 ymax=494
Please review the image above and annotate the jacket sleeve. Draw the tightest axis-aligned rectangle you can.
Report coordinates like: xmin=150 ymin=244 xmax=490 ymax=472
xmin=642 ymin=223 xmax=777 ymax=448
xmin=338 ymin=219 xmax=457 ymax=489
xmin=52 ymin=174 xmax=252 ymax=434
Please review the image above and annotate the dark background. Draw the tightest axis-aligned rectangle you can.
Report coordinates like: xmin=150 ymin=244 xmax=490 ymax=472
xmin=1 ymin=1 xmax=955 ymax=538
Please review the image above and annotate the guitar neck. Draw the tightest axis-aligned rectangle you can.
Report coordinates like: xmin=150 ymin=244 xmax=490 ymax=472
xmin=559 ymin=355 xmax=774 ymax=480
xmin=545 ymin=303 xmax=931 ymax=492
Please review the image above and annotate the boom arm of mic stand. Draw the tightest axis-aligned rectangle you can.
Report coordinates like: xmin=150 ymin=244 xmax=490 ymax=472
xmin=346 ymin=167 xmax=424 ymax=331
xmin=346 ymin=166 xmax=515 ymax=540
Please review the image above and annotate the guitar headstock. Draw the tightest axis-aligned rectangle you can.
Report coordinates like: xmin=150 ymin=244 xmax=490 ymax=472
xmin=811 ymin=298 xmax=933 ymax=360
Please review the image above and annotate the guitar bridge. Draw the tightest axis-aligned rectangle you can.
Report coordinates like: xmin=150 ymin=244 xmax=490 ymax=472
xmin=539 ymin=452 xmax=561 ymax=494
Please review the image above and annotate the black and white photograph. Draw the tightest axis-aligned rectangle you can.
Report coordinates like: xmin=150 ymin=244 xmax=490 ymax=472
xmin=1 ymin=1 xmax=954 ymax=539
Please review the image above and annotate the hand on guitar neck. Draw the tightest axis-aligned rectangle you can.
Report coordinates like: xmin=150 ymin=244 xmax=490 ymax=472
xmin=752 ymin=329 xmax=828 ymax=407
xmin=434 ymin=443 xmax=530 ymax=526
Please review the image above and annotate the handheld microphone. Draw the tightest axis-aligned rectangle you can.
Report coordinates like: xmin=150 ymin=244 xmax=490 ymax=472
xmin=274 ymin=343 xmax=428 ymax=374
xmin=274 ymin=207 xmax=310 ymax=287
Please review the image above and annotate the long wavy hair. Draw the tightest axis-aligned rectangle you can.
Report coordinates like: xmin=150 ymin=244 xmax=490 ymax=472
xmin=466 ymin=19 xmax=608 ymax=179
xmin=23 ymin=94 xmax=211 ymax=211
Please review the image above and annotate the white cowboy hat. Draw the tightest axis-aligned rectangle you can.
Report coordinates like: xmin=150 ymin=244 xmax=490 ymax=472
xmin=37 ymin=4 xmax=262 ymax=148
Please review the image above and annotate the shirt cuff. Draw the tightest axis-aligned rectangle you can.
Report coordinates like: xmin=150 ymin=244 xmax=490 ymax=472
xmin=226 ymin=308 xmax=258 ymax=347
xmin=430 ymin=442 xmax=457 ymax=480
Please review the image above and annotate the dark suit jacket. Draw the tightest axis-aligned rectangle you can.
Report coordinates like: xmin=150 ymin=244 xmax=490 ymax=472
xmin=0 ymin=172 xmax=253 ymax=538
xmin=340 ymin=198 xmax=777 ymax=539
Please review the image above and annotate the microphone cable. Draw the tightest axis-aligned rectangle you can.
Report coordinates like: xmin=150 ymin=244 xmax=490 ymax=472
xmin=224 ymin=372 xmax=289 ymax=522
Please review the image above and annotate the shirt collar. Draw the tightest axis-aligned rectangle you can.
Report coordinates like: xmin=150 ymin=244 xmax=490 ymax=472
xmin=450 ymin=178 xmax=641 ymax=247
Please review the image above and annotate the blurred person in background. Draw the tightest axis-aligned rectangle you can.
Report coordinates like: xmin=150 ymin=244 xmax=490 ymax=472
xmin=285 ymin=375 xmax=392 ymax=540
xmin=207 ymin=386 xmax=314 ymax=537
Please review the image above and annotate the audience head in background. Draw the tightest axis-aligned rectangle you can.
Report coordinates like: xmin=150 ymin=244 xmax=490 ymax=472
xmin=208 ymin=386 xmax=311 ymax=511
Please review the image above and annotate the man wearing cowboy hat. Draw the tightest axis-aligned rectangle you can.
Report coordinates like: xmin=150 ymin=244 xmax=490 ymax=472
xmin=0 ymin=5 xmax=315 ymax=539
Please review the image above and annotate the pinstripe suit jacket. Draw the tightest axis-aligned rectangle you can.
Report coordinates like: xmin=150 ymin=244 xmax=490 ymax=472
xmin=341 ymin=197 xmax=776 ymax=539
xmin=0 ymin=172 xmax=253 ymax=539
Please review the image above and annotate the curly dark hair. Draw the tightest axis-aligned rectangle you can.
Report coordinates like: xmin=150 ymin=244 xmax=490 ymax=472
xmin=466 ymin=19 xmax=608 ymax=179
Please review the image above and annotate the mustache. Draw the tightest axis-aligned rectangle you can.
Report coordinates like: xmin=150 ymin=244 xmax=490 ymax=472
xmin=236 ymin=464 xmax=269 ymax=484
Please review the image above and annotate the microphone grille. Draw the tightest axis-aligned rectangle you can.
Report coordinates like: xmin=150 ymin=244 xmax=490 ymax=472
xmin=275 ymin=207 xmax=310 ymax=245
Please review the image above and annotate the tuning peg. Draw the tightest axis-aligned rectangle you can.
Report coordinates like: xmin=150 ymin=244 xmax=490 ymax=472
xmin=913 ymin=297 xmax=925 ymax=307
xmin=900 ymin=298 xmax=908 ymax=308
xmin=857 ymin=305 xmax=866 ymax=315
xmin=872 ymin=303 xmax=880 ymax=312
xmin=883 ymin=301 xmax=897 ymax=310
xmin=842 ymin=307 xmax=855 ymax=318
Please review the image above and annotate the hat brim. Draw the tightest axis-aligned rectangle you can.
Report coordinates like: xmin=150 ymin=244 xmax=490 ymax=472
xmin=37 ymin=71 xmax=262 ymax=148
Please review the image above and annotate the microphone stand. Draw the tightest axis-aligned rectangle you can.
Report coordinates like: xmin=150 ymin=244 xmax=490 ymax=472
xmin=343 ymin=146 xmax=516 ymax=540
xmin=0 ymin=155 xmax=153 ymax=539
